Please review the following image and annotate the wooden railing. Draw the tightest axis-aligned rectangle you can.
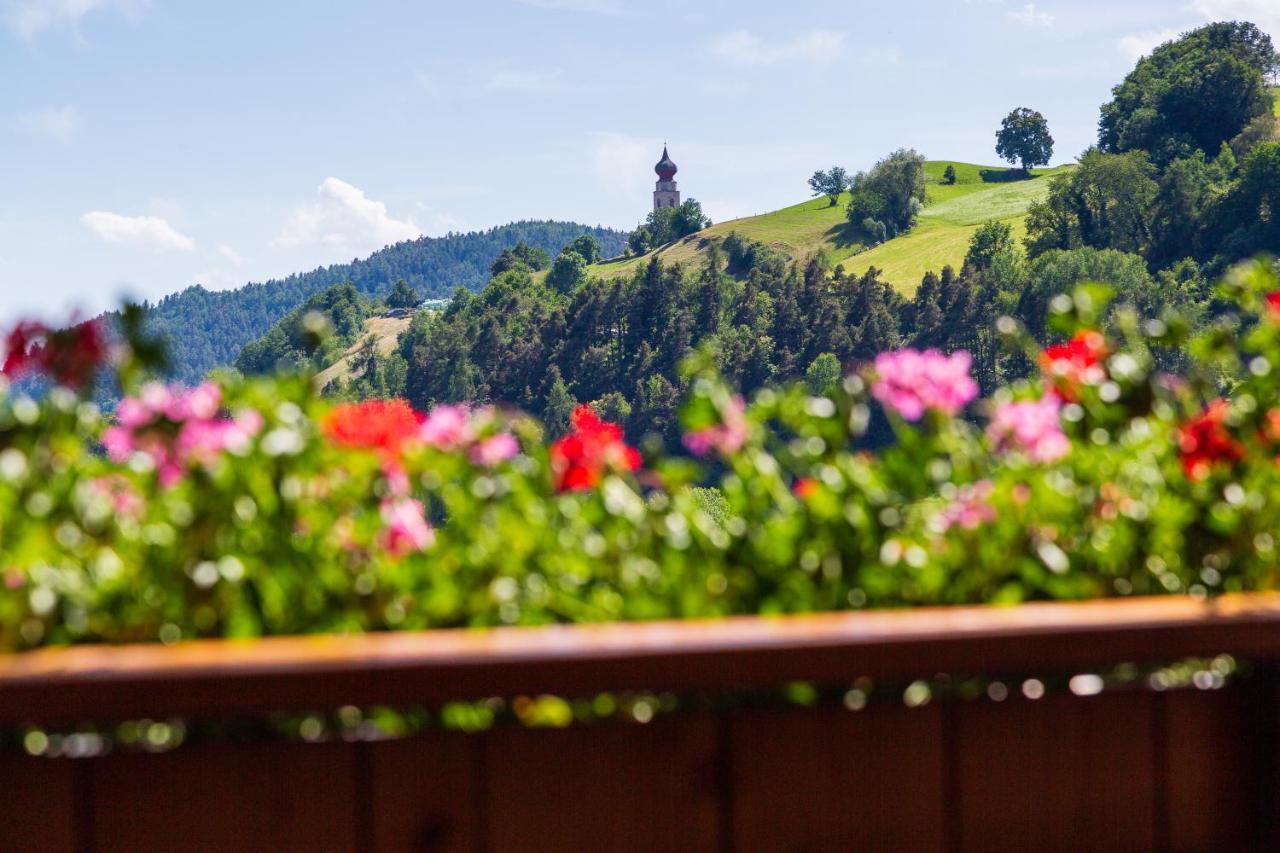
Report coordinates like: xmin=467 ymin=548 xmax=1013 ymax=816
xmin=4 ymin=594 xmax=1280 ymax=852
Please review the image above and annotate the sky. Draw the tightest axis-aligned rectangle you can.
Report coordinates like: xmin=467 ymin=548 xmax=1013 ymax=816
xmin=1 ymin=0 xmax=1277 ymax=323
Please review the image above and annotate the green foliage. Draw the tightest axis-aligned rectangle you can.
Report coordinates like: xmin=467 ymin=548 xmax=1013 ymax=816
xmin=627 ymin=199 xmax=712 ymax=255
xmin=943 ymin=164 xmax=957 ymax=185
xmin=1099 ymin=22 xmax=1279 ymax=164
xmin=385 ymin=280 xmax=420 ymax=310
xmin=964 ymin=220 xmax=1016 ymax=273
xmin=234 ymin=283 xmax=374 ymax=376
xmin=996 ymin=107 xmax=1054 ymax=172
xmin=571 ymin=234 xmax=602 ymax=265
xmin=491 ymin=241 xmax=554 ymax=275
xmin=1025 ymin=150 xmax=1159 ymax=258
xmin=808 ymin=166 xmax=850 ymax=206
xmin=804 ymin=352 xmax=841 ymax=395
xmin=590 ymin=391 xmax=632 ymax=425
xmin=547 ymin=249 xmax=588 ymax=295
xmin=846 ymin=149 xmax=928 ymax=235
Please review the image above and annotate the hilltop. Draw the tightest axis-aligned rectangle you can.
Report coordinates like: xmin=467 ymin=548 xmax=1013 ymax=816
xmin=584 ymin=161 xmax=1071 ymax=294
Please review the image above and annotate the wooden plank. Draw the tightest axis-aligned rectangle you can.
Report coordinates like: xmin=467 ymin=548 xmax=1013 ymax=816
xmin=366 ymin=732 xmax=481 ymax=852
xmin=88 ymin=740 xmax=359 ymax=852
xmin=730 ymin=703 xmax=945 ymax=852
xmin=954 ymin=691 xmax=1155 ymax=852
xmin=0 ymin=754 xmax=77 ymax=852
xmin=483 ymin=717 xmax=720 ymax=852
xmin=4 ymin=594 xmax=1280 ymax=724
xmin=1163 ymin=687 xmax=1251 ymax=852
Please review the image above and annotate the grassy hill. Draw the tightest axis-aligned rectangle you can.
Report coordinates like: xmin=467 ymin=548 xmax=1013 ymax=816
xmin=314 ymin=314 xmax=413 ymax=391
xmin=587 ymin=161 xmax=1071 ymax=295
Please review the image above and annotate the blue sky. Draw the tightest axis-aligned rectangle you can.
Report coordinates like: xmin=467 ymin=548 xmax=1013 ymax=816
xmin=1 ymin=0 xmax=1275 ymax=322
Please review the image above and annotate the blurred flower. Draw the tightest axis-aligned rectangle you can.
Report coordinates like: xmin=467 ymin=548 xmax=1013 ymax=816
xmin=1040 ymin=330 xmax=1107 ymax=400
xmin=470 ymin=432 xmax=519 ymax=467
xmin=987 ymin=396 xmax=1070 ymax=463
xmin=86 ymin=475 xmax=144 ymax=520
xmin=1 ymin=319 xmax=108 ymax=390
xmin=937 ymin=480 xmax=996 ymax=531
xmin=793 ymin=477 xmax=818 ymax=500
xmin=870 ymin=349 xmax=977 ymax=421
xmin=1178 ymin=400 xmax=1243 ymax=481
xmin=380 ymin=498 xmax=434 ymax=557
xmin=1266 ymin=291 xmax=1280 ymax=316
xmin=323 ymin=399 xmax=422 ymax=458
xmin=419 ymin=404 xmax=474 ymax=451
xmin=103 ymin=382 xmax=262 ymax=488
xmin=683 ymin=394 xmax=747 ymax=457
xmin=550 ymin=405 xmax=641 ymax=492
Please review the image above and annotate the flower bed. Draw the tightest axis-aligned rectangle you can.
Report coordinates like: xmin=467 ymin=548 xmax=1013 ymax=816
xmin=1 ymin=261 xmax=1279 ymax=651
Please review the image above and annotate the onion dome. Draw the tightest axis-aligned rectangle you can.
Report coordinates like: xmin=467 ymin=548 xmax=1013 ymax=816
xmin=654 ymin=146 xmax=677 ymax=180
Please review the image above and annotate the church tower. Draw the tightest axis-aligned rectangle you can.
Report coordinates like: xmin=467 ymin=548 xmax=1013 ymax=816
xmin=653 ymin=145 xmax=680 ymax=212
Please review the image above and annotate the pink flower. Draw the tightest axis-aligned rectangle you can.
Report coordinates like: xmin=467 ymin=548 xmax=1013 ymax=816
xmin=470 ymin=432 xmax=519 ymax=467
xmin=419 ymin=404 xmax=474 ymax=451
xmin=380 ymin=498 xmax=434 ymax=557
xmin=987 ymin=396 xmax=1070 ymax=464
xmin=682 ymin=395 xmax=748 ymax=457
xmin=871 ymin=349 xmax=978 ymax=421
xmin=938 ymin=480 xmax=997 ymax=531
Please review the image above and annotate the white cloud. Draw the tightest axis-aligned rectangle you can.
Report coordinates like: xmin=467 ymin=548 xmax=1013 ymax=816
xmin=81 ymin=211 xmax=196 ymax=251
xmin=216 ymin=244 xmax=244 ymax=265
xmin=20 ymin=105 xmax=79 ymax=145
xmin=3 ymin=0 xmax=146 ymax=39
xmin=1117 ymin=28 xmax=1183 ymax=61
xmin=1007 ymin=3 xmax=1054 ymax=27
xmin=711 ymin=29 xmax=847 ymax=67
xmin=274 ymin=177 xmax=421 ymax=253
xmin=514 ymin=0 xmax=622 ymax=14
xmin=487 ymin=67 xmax=565 ymax=93
xmin=1192 ymin=0 xmax=1280 ymax=38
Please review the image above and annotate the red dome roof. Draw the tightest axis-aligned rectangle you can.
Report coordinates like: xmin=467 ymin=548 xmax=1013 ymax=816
xmin=654 ymin=146 xmax=677 ymax=180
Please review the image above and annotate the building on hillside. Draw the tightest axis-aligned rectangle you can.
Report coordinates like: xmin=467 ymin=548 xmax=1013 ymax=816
xmin=653 ymin=145 xmax=680 ymax=213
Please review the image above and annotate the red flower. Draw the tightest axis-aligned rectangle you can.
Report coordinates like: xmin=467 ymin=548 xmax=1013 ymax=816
xmin=793 ymin=477 xmax=818 ymax=500
xmin=1 ymin=319 xmax=107 ymax=390
xmin=549 ymin=405 xmax=641 ymax=492
xmin=1178 ymin=400 xmax=1244 ymax=481
xmin=1266 ymin=291 xmax=1280 ymax=316
xmin=322 ymin=399 xmax=422 ymax=458
xmin=1040 ymin=330 xmax=1107 ymax=400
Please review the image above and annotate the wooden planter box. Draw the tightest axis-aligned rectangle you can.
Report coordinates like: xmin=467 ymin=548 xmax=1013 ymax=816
xmin=2 ymin=594 xmax=1280 ymax=852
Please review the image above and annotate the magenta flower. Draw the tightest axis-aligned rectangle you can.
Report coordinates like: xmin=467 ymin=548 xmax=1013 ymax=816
xmin=470 ymin=432 xmax=519 ymax=467
xmin=683 ymin=394 xmax=748 ymax=457
xmin=871 ymin=349 xmax=978 ymax=421
xmin=419 ymin=404 xmax=474 ymax=451
xmin=987 ymin=397 xmax=1070 ymax=464
xmin=104 ymin=383 xmax=263 ymax=487
xmin=380 ymin=498 xmax=434 ymax=557
xmin=938 ymin=480 xmax=997 ymax=531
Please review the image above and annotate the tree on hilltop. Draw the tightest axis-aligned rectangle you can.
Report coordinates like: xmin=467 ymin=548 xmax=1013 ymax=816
xmin=808 ymin=166 xmax=850 ymax=206
xmin=996 ymin=108 xmax=1054 ymax=174
xmin=386 ymin=279 xmax=420 ymax=310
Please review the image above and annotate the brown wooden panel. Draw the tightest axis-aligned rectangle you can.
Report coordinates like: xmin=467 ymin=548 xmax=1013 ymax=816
xmin=484 ymin=717 xmax=720 ymax=852
xmin=0 ymin=754 xmax=77 ymax=853
xmin=89 ymin=740 xmax=359 ymax=852
xmin=1163 ymin=687 xmax=1251 ymax=852
xmin=731 ymin=703 xmax=945 ymax=853
xmin=955 ymin=691 xmax=1154 ymax=853
xmin=6 ymin=594 xmax=1280 ymax=725
xmin=367 ymin=732 xmax=480 ymax=852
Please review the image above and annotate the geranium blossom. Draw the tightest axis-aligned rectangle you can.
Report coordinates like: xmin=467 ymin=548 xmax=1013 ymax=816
xmin=1040 ymin=330 xmax=1107 ymax=400
xmin=987 ymin=396 xmax=1070 ymax=463
xmin=419 ymin=404 xmax=474 ymax=451
xmin=2 ymin=319 xmax=108 ymax=390
xmin=322 ymin=399 xmax=422 ymax=457
xmin=379 ymin=498 xmax=434 ymax=556
xmin=550 ymin=405 xmax=641 ymax=492
xmin=683 ymin=395 xmax=748 ymax=457
xmin=1266 ymin=291 xmax=1280 ymax=316
xmin=1178 ymin=399 xmax=1244 ymax=481
xmin=470 ymin=432 xmax=519 ymax=467
xmin=937 ymin=480 xmax=997 ymax=531
xmin=102 ymin=382 xmax=263 ymax=487
xmin=871 ymin=349 xmax=978 ymax=421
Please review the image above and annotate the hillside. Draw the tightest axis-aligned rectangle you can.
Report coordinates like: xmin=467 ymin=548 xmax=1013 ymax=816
xmin=313 ymin=314 xmax=413 ymax=391
xmin=127 ymin=221 xmax=626 ymax=385
xmin=587 ymin=161 xmax=1070 ymax=295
